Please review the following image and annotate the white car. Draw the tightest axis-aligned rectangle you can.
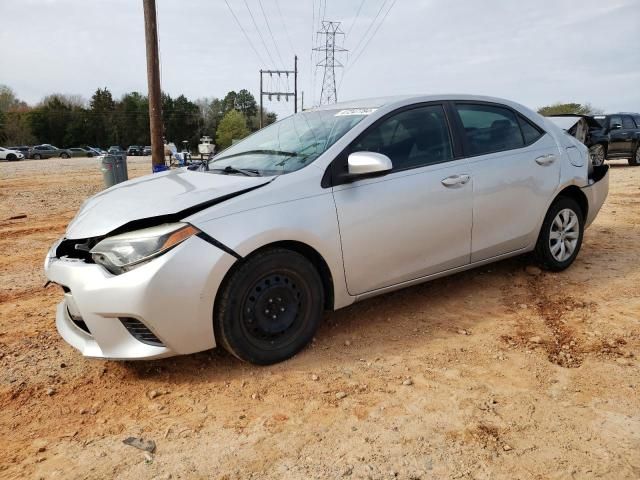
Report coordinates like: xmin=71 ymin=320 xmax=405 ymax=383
xmin=0 ymin=146 xmax=24 ymax=161
xmin=44 ymin=95 xmax=609 ymax=365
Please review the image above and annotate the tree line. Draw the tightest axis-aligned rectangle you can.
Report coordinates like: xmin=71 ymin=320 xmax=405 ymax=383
xmin=0 ymin=85 xmax=277 ymax=150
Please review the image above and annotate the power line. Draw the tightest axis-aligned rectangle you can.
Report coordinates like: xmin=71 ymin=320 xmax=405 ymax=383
xmin=275 ymin=0 xmax=296 ymax=56
xmin=339 ymin=0 xmax=398 ymax=96
xmin=345 ymin=0 xmax=366 ymax=38
xmin=349 ymin=0 xmax=388 ymax=62
xmin=223 ymin=0 xmax=266 ymax=65
xmin=347 ymin=0 xmax=398 ymax=74
xmin=257 ymin=0 xmax=286 ymax=70
xmin=242 ymin=0 xmax=276 ymax=67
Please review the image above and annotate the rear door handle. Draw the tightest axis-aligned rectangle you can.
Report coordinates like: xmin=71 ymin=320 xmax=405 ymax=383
xmin=535 ymin=154 xmax=556 ymax=166
xmin=441 ymin=174 xmax=471 ymax=187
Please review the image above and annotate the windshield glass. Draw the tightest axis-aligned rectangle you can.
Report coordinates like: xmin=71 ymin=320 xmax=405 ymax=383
xmin=593 ymin=116 xmax=607 ymax=128
xmin=207 ymin=108 xmax=375 ymax=176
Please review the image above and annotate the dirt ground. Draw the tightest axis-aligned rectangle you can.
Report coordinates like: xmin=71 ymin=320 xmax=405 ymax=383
xmin=1 ymin=156 xmax=639 ymax=480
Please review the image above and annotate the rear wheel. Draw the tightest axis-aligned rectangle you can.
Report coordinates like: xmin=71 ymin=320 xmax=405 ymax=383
xmin=628 ymin=145 xmax=640 ymax=166
xmin=589 ymin=144 xmax=606 ymax=167
xmin=214 ymin=249 xmax=324 ymax=365
xmin=32 ymin=153 xmax=41 ymax=160
xmin=60 ymin=152 xmax=70 ymax=159
xmin=534 ymin=197 xmax=584 ymax=271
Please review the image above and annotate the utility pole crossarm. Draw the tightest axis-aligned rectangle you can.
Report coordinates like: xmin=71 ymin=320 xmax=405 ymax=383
xmin=259 ymin=55 xmax=298 ymax=128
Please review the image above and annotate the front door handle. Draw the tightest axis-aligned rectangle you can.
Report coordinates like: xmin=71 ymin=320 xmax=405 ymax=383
xmin=441 ymin=174 xmax=471 ymax=187
xmin=535 ymin=154 xmax=556 ymax=166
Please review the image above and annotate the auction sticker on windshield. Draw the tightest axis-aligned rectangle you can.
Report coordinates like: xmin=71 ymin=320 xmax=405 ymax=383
xmin=335 ymin=108 xmax=377 ymax=116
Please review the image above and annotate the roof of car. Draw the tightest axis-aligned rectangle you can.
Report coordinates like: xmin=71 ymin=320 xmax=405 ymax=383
xmin=310 ymin=94 xmax=529 ymax=111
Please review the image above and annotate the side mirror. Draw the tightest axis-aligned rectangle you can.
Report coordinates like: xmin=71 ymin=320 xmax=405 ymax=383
xmin=610 ymin=123 xmax=622 ymax=130
xmin=347 ymin=151 xmax=392 ymax=178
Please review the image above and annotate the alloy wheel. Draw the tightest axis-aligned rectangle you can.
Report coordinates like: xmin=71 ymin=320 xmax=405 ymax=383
xmin=549 ymin=208 xmax=579 ymax=262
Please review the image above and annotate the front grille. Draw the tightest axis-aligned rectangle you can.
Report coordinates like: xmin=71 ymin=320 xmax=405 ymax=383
xmin=120 ymin=317 xmax=164 ymax=347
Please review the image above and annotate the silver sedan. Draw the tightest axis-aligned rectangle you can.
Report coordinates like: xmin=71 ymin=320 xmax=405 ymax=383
xmin=44 ymin=95 xmax=609 ymax=364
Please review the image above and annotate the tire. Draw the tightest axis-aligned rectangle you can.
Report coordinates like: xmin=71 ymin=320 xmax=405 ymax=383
xmin=32 ymin=153 xmax=41 ymax=160
xmin=589 ymin=144 xmax=606 ymax=167
xmin=214 ymin=248 xmax=324 ymax=365
xmin=6 ymin=153 xmax=16 ymax=161
xmin=60 ymin=153 xmax=70 ymax=159
xmin=628 ymin=145 xmax=640 ymax=166
xmin=534 ymin=197 xmax=584 ymax=272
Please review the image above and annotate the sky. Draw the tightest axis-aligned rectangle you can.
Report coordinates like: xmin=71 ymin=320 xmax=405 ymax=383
xmin=1 ymin=0 xmax=639 ymax=119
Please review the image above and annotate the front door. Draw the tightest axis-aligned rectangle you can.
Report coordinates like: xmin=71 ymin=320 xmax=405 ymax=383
xmin=331 ymin=104 xmax=473 ymax=295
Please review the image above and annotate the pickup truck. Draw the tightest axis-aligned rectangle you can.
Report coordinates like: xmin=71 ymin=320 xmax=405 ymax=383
xmin=591 ymin=113 xmax=640 ymax=166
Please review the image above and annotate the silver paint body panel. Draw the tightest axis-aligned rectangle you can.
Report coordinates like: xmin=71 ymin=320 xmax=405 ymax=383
xmin=44 ymin=94 xmax=609 ymax=359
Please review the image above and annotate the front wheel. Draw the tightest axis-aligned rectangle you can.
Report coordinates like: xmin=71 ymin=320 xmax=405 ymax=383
xmin=589 ymin=144 xmax=606 ymax=167
xmin=214 ymin=249 xmax=324 ymax=365
xmin=6 ymin=153 xmax=16 ymax=161
xmin=534 ymin=197 xmax=584 ymax=271
xmin=629 ymin=145 xmax=640 ymax=166
xmin=60 ymin=153 xmax=69 ymax=159
xmin=32 ymin=153 xmax=41 ymax=160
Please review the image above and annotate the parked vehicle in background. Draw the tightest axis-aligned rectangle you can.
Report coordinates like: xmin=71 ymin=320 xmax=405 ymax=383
xmin=89 ymin=147 xmax=107 ymax=155
xmin=591 ymin=113 xmax=640 ymax=166
xmin=127 ymin=145 xmax=143 ymax=156
xmin=44 ymin=94 xmax=609 ymax=365
xmin=0 ymin=146 xmax=25 ymax=161
xmin=30 ymin=144 xmax=72 ymax=159
xmin=6 ymin=146 xmax=30 ymax=158
xmin=68 ymin=147 xmax=96 ymax=158
xmin=547 ymin=115 xmax=609 ymax=167
xmin=107 ymin=146 xmax=125 ymax=155
xmin=198 ymin=136 xmax=215 ymax=159
xmin=143 ymin=146 xmax=152 ymax=155
xmin=85 ymin=147 xmax=104 ymax=156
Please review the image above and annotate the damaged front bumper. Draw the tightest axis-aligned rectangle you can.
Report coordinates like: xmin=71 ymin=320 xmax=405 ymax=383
xmin=44 ymin=235 xmax=236 ymax=360
xmin=582 ymin=164 xmax=609 ymax=228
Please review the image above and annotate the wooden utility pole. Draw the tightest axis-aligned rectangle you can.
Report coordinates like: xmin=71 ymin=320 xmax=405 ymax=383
xmin=143 ymin=0 xmax=164 ymax=168
xmin=294 ymin=55 xmax=298 ymax=113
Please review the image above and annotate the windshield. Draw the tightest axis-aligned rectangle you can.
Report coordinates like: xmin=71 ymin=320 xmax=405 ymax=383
xmin=593 ymin=116 xmax=607 ymax=128
xmin=207 ymin=108 xmax=375 ymax=176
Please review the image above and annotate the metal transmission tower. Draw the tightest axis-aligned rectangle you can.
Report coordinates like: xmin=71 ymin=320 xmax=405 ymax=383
xmin=314 ymin=21 xmax=347 ymax=105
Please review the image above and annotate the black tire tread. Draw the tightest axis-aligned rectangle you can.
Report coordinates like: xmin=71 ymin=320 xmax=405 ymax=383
xmin=628 ymin=146 xmax=640 ymax=166
xmin=214 ymin=248 xmax=324 ymax=365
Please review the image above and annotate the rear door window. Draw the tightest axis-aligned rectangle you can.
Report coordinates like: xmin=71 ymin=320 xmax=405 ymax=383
xmin=455 ymin=104 xmax=525 ymax=156
xmin=622 ymin=116 xmax=636 ymax=129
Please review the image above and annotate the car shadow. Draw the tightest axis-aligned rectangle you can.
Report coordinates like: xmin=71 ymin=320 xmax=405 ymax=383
xmin=119 ymin=254 xmax=531 ymax=383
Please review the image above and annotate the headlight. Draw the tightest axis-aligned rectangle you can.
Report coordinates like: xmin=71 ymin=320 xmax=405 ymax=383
xmin=90 ymin=223 xmax=199 ymax=274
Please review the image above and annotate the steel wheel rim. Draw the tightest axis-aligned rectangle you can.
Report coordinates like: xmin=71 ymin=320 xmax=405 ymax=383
xmin=590 ymin=145 xmax=605 ymax=166
xmin=549 ymin=208 xmax=579 ymax=262
xmin=240 ymin=272 xmax=307 ymax=349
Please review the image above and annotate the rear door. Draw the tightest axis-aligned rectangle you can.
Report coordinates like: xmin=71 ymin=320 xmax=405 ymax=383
xmin=451 ymin=102 xmax=561 ymax=262
xmin=331 ymin=103 xmax=473 ymax=295
xmin=607 ymin=115 xmax=629 ymax=156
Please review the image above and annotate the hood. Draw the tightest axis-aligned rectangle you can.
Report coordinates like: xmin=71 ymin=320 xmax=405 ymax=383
xmin=66 ymin=169 xmax=271 ymax=239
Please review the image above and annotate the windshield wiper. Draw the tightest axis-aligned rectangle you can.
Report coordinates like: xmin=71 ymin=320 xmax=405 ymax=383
xmin=209 ymin=166 xmax=261 ymax=177
xmin=214 ymin=149 xmax=298 ymax=162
